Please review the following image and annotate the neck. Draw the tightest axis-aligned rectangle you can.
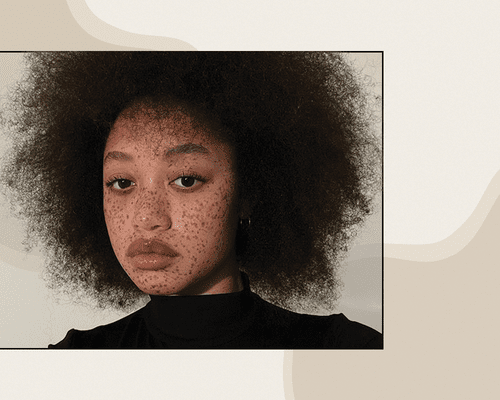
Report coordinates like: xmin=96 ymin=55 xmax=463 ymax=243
xmin=173 ymin=262 xmax=243 ymax=296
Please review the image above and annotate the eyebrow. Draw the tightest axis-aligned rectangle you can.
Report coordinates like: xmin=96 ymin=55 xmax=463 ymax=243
xmin=104 ymin=144 xmax=210 ymax=165
xmin=164 ymin=143 xmax=210 ymax=156
xmin=103 ymin=151 xmax=133 ymax=165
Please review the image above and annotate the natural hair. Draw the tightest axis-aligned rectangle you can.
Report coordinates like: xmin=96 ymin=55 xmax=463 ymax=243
xmin=0 ymin=52 xmax=380 ymax=313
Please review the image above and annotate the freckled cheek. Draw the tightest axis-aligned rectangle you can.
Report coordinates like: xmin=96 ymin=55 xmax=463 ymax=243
xmin=103 ymin=196 xmax=134 ymax=249
xmin=178 ymin=195 xmax=235 ymax=246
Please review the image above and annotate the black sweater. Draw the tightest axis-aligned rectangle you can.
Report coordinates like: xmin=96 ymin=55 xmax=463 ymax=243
xmin=49 ymin=275 xmax=382 ymax=349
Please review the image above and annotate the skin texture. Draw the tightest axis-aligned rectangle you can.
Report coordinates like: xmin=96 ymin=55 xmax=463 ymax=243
xmin=103 ymin=104 xmax=244 ymax=296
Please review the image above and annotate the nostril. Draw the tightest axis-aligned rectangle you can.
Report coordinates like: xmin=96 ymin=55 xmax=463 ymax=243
xmin=133 ymin=190 xmax=172 ymax=231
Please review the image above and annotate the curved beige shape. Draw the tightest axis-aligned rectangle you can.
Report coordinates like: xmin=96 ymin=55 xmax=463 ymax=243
xmin=0 ymin=0 xmax=194 ymax=50
xmin=289 ymin=194 xmax=500 ymax=398
xmin=385 ymin=168 xmax=500 ymax=262
xmin=67 ymin=0 xmax=196 ymax=50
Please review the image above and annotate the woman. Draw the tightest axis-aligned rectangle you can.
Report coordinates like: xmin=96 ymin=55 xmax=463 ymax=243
xmin=1 ymin=52 xmax=381 ymax=348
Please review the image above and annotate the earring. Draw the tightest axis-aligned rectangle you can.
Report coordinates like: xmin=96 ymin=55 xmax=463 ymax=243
xmin=239 ymin=217 xmax=251 ymax=227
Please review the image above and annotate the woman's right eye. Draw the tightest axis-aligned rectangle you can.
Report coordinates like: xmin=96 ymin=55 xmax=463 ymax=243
xmin=106 ymin=178 xmax=135 ymax=191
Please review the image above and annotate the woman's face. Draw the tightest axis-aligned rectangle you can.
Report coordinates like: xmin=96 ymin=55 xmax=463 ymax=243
xmin=103 ymin=104 xmax=243 ymax=296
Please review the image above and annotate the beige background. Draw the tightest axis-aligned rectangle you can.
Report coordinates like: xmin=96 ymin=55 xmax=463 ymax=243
xmin=1 ymin=0 xmax=499 ymax=399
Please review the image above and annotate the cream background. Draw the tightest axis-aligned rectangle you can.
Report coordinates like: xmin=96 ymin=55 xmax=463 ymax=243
xmin=1 ymin=0 xmax=500 ymax=399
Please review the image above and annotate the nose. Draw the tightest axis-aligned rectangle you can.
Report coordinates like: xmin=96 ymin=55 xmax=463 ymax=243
xmin=133 ymin=189 xmax=172 ymax=231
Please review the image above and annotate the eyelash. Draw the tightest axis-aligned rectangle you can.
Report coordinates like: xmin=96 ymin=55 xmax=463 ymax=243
xmin=105 ymin=173 xmax=207 ymax=193
xmin=105 ymin=176 xmax=135 ymax=193
xmin=173 ymin=173 xmax=206 ymax=189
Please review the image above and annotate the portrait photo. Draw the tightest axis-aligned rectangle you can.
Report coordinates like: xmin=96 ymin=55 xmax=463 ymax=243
xmin=0 ymin=52 xmax=382 ymax=349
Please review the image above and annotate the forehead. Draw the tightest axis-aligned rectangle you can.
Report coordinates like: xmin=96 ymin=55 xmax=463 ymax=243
xmin=106 ymin=104 xmax=227 ymax=153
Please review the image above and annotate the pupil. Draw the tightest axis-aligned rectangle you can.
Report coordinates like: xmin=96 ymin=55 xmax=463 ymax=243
xmin=181 ymin=177 xmax=195 ymax=187
xmin=118 ymin=179 xmax=129 ymax=189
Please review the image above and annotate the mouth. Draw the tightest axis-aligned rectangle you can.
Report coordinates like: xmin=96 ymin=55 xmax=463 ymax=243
xmin=126 ymin=238 xmax=178 ymax=258
xmin=126 ymin=238 xmax=179 ymax=270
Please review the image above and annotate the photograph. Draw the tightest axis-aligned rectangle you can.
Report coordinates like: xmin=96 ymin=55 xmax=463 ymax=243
xmin=0 ymin=51 xmax=382 ymax=349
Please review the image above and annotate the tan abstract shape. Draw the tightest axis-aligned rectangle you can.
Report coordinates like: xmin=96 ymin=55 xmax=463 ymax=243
xmin=0 ymin=0 xmax=195 ymax=50
xmin=67 ymin=0 xmax=196 ymax=50
xmin=287 ymin=192 xmax=500 ymax=398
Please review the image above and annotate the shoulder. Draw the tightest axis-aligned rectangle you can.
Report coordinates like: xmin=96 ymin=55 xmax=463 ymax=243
xmin=251 ymin=293 xmax=382 ymax=349
xmin=320 ymin=313 xmax=383 ymax=349
xmin=48 ymin=308 xmax=146 ymax=349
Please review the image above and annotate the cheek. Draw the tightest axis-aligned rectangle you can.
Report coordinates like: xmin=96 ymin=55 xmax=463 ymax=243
xmin=179 ymin=186 xmax=238 ymax=251
xmin=103 ymin=195 xmax=133 ymax=247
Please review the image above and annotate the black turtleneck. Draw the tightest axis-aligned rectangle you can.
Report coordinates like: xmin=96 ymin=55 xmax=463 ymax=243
xmin=49 ymin=274 xmax=382 ymax=349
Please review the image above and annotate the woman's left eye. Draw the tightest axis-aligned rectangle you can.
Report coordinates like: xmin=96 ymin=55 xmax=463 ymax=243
xmin=173 ymin=176 xmax=202 ymax=189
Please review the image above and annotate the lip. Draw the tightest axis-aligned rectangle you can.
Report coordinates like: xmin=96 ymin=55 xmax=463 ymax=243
xmin=126 ymin=238 xmax=179 ymax=271
xmin=126 ymin=238 xmax=179 ymax=258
